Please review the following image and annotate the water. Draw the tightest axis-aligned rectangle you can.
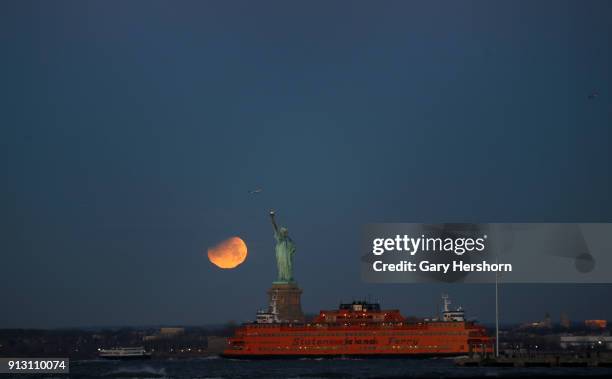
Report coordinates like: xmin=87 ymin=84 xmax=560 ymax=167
xmin=53 ymin=357 xmax=612 ymax=379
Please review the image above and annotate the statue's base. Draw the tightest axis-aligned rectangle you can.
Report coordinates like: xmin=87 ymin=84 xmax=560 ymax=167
xmin=267 ymin=282 xmax=305 ymax=323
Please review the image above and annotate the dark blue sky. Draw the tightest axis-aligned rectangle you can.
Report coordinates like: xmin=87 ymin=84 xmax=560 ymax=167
xmin=1 ymin=0 xmax=611 ymax=328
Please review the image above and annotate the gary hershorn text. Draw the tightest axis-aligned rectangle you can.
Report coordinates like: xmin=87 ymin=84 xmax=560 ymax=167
xmin=372 ymin=260 xmax=512 ymax=273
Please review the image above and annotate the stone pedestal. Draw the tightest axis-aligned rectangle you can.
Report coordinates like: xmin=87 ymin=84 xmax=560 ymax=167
xmin=268 ymin=282 xmax=305 ymax=323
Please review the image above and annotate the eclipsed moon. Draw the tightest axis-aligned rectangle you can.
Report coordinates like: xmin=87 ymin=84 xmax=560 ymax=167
xmin=207 ymin=237 xmax=248 ymax=269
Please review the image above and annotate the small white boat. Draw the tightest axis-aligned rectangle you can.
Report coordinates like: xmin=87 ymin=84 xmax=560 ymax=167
xmin=98 ymin=347 xmax=152 ymax=360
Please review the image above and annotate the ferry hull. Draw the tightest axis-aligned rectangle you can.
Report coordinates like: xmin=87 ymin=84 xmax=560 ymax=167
xmin=221 ymin=352 xmax=470 ymax=360
xmin=223 ymin=300 xmax=494 ymax=359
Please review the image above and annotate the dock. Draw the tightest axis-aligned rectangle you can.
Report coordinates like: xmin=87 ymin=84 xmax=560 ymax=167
xmin=456 ymin=352 xmax=612 ymax=368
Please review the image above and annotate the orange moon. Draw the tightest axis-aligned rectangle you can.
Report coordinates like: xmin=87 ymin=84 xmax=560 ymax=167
xmin=207 ymin=237 xmax=248 ymax=269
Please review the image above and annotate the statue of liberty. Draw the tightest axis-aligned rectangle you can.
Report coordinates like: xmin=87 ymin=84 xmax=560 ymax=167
xmin=269 ymin=210 xmax=296 ymax=283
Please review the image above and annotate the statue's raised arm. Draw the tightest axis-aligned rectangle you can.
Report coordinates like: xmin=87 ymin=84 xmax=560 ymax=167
xmin=270 ymin=210 xmax=279 ymax=234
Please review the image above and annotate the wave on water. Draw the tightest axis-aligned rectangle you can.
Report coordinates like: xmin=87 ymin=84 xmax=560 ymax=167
xmin=182 ymin=355 xmax=222 ymax=361
xmin=199 ymin=355 xmax=221 ymax=360
xmin=101 ymin=364 xmax=168 ymax=378
xmin=286 ymin=374 xmax=351 ymax=379
xmin=444 ymin=355 xmax=468 ymax=360
xmin=297 ymin=357 xmax=364 ymax=361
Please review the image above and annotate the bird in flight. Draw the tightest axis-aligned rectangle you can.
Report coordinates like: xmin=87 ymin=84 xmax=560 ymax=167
xmin=248 ymin=188 xmax=263 ymax=195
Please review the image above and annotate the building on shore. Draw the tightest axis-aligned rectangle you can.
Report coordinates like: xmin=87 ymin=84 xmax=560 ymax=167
xmin=560 ymin=313 xmax=571 ymax=329
xmin=560 ymin=335 xmax=612 ymax=350
xmin=585 ymin=320 xmax=608 ymax=330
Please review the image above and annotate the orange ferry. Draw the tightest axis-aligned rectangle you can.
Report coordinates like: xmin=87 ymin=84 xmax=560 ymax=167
xmin=222 ymin=295 xmax=494 ymax=358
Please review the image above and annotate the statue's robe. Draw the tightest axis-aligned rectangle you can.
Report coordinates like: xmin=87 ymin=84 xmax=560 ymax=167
xmin=274 ymin=230 xmax=296 ymax=282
